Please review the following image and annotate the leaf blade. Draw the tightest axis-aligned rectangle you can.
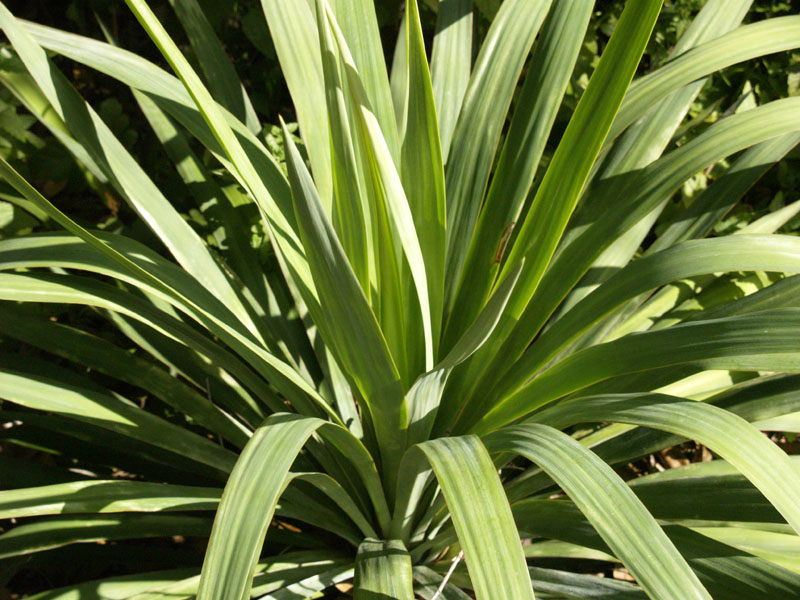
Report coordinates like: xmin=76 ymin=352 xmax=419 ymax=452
xmin=485 ymin=424 xmax=710 ymax=600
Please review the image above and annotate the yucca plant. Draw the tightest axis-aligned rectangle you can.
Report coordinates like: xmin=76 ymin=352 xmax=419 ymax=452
xmin=1 ymin=0 xmax=800 ymax=597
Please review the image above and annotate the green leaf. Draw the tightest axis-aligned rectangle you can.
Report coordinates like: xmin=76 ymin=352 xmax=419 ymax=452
xmin=525 ymin=375 xmax=800 ymax=503
xmin=504 ymin=235 xmax=800 ymax=396
xmin=21 ymin=19 xmax=311 ymax=304
xmin=691 ymin=527 xmax=800 ymax=575
xmin=0 ymin=229 xmax=329 ymax=421
xmin=473 ymin=98 xmax=800 ymax=418
xmin=0 ymin=270 xmax=273 ymax=423
xmin=258 ymin=0 xmax=332 ymax=205
xmin=0 ymin=5 xmax=254 ymax=333
xmin=527 ymin=567 xmax=646 ymax=599
xmin=0 ymin=481 xmax=220 ymax=518
xmin=122 ymin=1 xmax=335 ymax=386
xmin=389 ymin=14 xmax=407 ymax=137
xmin=0 ymin=513 xmax=212 ymax=559
xmin=512 ymin=500 xmax=800 ymax=600
xmin=329 ymin=0 xmax=400 ymax=163
xmin=0 ymin=53 xmax=107 ymax=184
xmin=197 ymin=414 xmax=323 ymax=600
xmin=0 ymin=367 xmax=236 ymax=476
xmin=16 ymin=22 xmax=329 ymax=391
xmin=496 ymin=0 xmax=660 ymax=313
xmin=486 ymin=424 xmax=710 ymax=600
xmin=553 ymin=0 xmax=752 ymax=323
xmin=198 ymin=412 xmax=387 ymax=600
xmin=325 ymin=3 xmax=434 ymax=374
xmin=167 ymin=0 xmax=259 ymax=132
xmin=629 ymin=459 xmax=798 ymax=524
xmin=739 ymin=198 xmax=800 ymax=235
xmin=19 ymin=552 xmax=348 ymax=600
xmin=354 ymin=539 xmax=414 ymax=600
xmin=287 ymin=473 xmax=379 ymax=542
xmin=407 ymin=261 xmax=522 ymax=445
xmin=0 ymin=304 xmax=250 ymax=447
xmin=262 ymin=564 xmax=354 ymax=599
xmin=429 ymin=0 xmax=471 ymax=163
xmin=393 ymin=436 xmax=534 ymax=600
xmin=413 ymin=566 xmax=472 ymax=600
xmin=316 ymin=0 xmax=371 ymax=295
xmin=477 ymin=309 xmax=800 ymax=432
xmin=128 ymin=90 xmax=318 ymax=382
xmin=281 ymin=120 xmax=406 ymax=490
xmin=398 ymin=0 xmax=446 ymax=358
xmin=443 ymin=0 xmax=552 ymax=312
xmin=444 ymin=0 xmax=592 ymax=350
xmin=610 ymin=15 xmax=800 ymax=143
xmin=440 ymin=1 xmax=662 ymax=434
xmin=531 ymin=393 xmax=800 ymax=536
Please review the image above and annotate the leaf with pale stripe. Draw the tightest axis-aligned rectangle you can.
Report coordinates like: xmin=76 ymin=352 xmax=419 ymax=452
xmin=198 ymin=415 xmax=334 ymax=600
xmin=0 ymin=481 xmax=221 ymax=518
xmin=282 ymin=120 xmax=407 ymax=490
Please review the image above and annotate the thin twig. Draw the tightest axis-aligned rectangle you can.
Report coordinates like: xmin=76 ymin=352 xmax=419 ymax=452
xmin=431 ymin=550 xmax=464 ymax=600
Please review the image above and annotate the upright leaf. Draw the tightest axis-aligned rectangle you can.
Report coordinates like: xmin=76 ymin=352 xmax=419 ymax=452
xmin=393 ymin=436 xmax=534 ymax=600
xmin=354 ymin=539 xmax=414 ymax=600
xmin=325 ymin=3 xmax=435 ymax=373
xmin=282 ymin=122 xmax=407 ymax=490
xmin=407 ymin=262 xmax=522 ymax=445
xmin=430 ymin=0 xmax=472 ymax=162
xmin=167 ymin=0 xmax=259 ymax=132
xmin=498 ymin=0 xmax=661 ymax=315
xmin=329 ymin=0 xmax=400 ymax=162
xmin=438 ymin=1 xmax=662 ymax=434
xmin=259 ymin=0 xmax=332 ymax=205
xmin=316 ymin=0 xmax=371 ymax=294
xmin=443 ymin=0 xmax=552 ymax=310
xmin=444 ymin=0 xmax=592 ymax=349
xmin=398 ymin=0 xmax=447 ymax=358
xmin=554 ymin=0 xmax=752 ymax=319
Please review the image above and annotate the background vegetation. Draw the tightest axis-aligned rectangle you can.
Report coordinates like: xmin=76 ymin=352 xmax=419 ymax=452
xmin=2 ymin=0 xmax=798 ymax=247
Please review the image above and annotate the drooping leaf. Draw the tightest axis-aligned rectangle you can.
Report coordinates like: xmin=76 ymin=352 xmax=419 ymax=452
xmin=530 ymin=393 xmax=800 ymax=536
xmin=486 ymin=424 xmax=710 ymax=600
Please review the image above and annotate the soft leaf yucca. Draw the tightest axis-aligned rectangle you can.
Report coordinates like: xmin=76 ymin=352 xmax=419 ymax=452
xmin=1 ymin=0 xmax=800 ymax=598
